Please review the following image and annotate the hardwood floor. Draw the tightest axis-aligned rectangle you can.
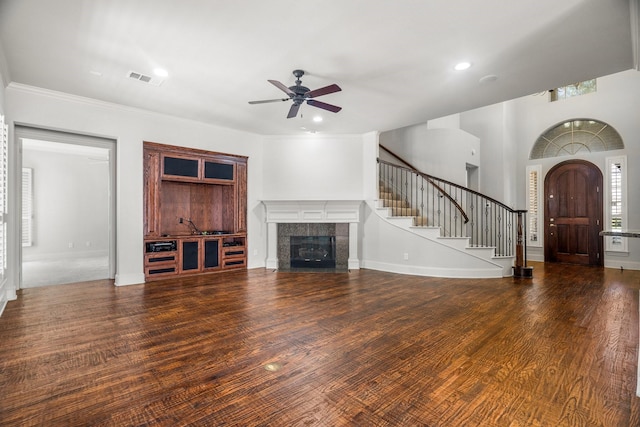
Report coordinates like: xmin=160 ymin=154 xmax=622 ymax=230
xmin=1 ymin=262 xmax=639 ymax=426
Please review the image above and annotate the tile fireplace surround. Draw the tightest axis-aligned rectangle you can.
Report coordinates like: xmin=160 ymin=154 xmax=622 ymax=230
xmin=261 ymin=201 xmax=363 ymax=271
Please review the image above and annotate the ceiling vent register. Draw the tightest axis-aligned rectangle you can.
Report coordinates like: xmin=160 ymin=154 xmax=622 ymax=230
xmin=127 ymin=71 xmax=164 ymax=87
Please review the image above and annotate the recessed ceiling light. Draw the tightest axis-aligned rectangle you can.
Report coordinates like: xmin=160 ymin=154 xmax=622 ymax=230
xmin=153 ymin=68 xmax=169 ymax=77
xmin=454 ymin=62 xmax=472 ymax=71
xmin=313 ymin=116 xmax=323 ymax=123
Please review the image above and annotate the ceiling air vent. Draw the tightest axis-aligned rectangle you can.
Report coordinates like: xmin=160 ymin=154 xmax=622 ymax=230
xmin=127 ymin=70 xmax=164 ymax=86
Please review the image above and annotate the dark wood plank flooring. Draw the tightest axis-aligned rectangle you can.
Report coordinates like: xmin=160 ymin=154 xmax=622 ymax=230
xmin=1 ymin=262 xmax=640 ymax=426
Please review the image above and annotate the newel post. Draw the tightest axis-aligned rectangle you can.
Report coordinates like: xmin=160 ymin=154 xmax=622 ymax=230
xmin=513 ymin=210 xmax=533 ymax=278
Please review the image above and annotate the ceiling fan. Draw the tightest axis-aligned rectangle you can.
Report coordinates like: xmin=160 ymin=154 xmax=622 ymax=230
xmin=249 ymin=69 xmax=342 ymax=118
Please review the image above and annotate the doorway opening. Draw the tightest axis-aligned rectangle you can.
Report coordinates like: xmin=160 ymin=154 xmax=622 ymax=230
xmin=17 ymin=126 xmax=116 ymax=288
xmin=544 ymin=160 xmax=602 ymax=266
xmin=466 ymin=163 xmax=479 ymax=191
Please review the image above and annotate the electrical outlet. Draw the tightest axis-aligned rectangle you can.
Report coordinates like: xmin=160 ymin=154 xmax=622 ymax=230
xmin=179 ymin=217 xmax=184 ymax=223
xmin=68 ymin=242 xmax=74 ymax=249
xmin=403 ymin=252 xmax=409 ymax=260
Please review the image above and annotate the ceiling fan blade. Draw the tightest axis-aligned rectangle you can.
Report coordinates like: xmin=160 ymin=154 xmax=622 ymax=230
xmin=268 ymin=80 xmax=295 ymax=96
xmin=305 ymin=84 xmax=341 ymax=98
xmin=287 ymin=103 xmax=301 ymax=118
xmin=306 ymin=99 xmax=342 ymax=113
xmin=248 ymin=98 xmax=289 ymax=105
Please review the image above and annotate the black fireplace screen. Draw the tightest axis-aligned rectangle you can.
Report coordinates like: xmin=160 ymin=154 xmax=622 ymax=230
xmin=290 ymin=236 xmax=336 ymax=269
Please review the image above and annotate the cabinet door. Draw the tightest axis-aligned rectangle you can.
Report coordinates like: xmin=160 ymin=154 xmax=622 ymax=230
xmin=163 ymin=155 xmax=200 ymax=180
xmin=181 ymin=239 xmax=201 ymax=272
xmin=203 ymin=160 xmax=234 ymax=182
xmin=203 ymin=239 xmax=220 ymax=270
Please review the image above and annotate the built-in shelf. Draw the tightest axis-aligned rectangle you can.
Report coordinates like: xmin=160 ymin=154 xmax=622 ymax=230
xmin=144 ymin=141 xmax=248 ymax=281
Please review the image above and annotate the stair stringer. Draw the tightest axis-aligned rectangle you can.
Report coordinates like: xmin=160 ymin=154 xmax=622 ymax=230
xmin=362 ymin=201 xmax=510 ymax=278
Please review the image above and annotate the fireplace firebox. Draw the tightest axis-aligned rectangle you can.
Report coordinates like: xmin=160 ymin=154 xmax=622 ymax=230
xmin=290 ymin=236 xmax=336 ymax=269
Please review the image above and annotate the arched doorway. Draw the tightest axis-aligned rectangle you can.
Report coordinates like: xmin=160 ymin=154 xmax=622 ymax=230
xmin=544 ymin=160 xmax=603 ymax=266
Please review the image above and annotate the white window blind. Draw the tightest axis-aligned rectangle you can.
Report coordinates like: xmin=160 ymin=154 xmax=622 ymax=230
xmin=526 ymin=165 xmax=542 ymax=247
xmin=22 ymin=168 xmax=33 ymax=247
xmin=605 ymin=156 xmax=627 ymax=252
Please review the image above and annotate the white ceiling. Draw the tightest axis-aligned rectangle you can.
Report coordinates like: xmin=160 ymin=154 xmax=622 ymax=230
xmin=0 ymin=0 xmax=636 ymax=136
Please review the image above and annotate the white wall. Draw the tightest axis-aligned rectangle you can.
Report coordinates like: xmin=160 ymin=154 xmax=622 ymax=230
xmin=5 ymin=68 xmax=640 ymax=297
xmin=261 ymin=134 xmax=366 ymax=201
xmin=459 ymin=69 xmax=640 ymax=268
xmin=512 ymin=69 xmax=640 ymax=269
xmin=459 ymin=103 xmax=517 ymax=205
xmin=379 ymin=122 xmax=480 ymax=187
xmin=360 ymin=202 xmax=505 ymax=278
xmin=6 ymin=84 xmax=264 ymax=287
xmin=22 ymin=147 xmax=110 ymax=261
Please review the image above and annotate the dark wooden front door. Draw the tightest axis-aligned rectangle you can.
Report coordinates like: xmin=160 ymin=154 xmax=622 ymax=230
xmin=544 ymin=160 xmax=603 ymax=266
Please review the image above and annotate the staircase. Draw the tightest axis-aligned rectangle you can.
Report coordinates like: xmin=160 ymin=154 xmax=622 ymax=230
xmin=376 ymin=179 xmax=514 ymax=277
xmin=372 ymin=145 xmax=526 ymax=277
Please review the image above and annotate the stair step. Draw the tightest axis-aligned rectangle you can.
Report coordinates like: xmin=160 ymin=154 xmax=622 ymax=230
xmin=437 ymin=236 xmax=470 ymax=250
xmin=390 ymin=207 xmax=419 ymax=216
xmin=380 ymin=199 xmax=411 ymax=208
xmin=465 ymin=246 xmax=496 ymax=259
xmin=379 ymin=191 xmax=394 ymax=199
xmin=413 ymin=216 xmax=429 ymax=226
xmin=409 ymin=226 xmax=442 ymax=238
xmin=386 ymin=216 xmax=416 ymax=228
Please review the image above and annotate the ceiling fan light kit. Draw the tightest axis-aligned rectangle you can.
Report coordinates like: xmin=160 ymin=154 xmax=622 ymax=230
xmin=249 ymin=69 xmax=342 ymax=118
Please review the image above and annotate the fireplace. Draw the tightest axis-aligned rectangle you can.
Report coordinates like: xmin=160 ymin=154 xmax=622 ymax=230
xmin=290 ymin=236 xmax=336 ymax=269
xmin=276 ymin=223 xmax=349 ymax=271
xmin=261 ymin=200 xmax=362 ymax=271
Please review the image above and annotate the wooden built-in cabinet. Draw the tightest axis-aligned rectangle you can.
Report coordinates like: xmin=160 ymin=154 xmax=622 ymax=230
xmin=143 ymin=141 xmax=248 ymax=281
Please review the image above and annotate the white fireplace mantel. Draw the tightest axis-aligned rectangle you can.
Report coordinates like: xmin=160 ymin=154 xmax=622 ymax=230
xmin=261 ymin=200 xmax=363 ymax=270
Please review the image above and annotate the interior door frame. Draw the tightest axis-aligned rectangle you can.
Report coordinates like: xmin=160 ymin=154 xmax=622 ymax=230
xmin=543 ymin=159 xmax=603 ymax=266
xmin=14 ymin=125 xmax=117 ymax=288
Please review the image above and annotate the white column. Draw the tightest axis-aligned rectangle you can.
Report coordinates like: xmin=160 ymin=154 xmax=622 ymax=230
xmin=265 ymin=222 xmax=278 ymax=269
xmin=348 ymin=222 xmax=360 ymax=269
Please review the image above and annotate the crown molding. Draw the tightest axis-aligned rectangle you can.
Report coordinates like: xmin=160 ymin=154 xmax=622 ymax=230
xmin=6 ymin=82 xmax=267 ymax=137
xmin=7 ymin=82 xmax=153 ymax=114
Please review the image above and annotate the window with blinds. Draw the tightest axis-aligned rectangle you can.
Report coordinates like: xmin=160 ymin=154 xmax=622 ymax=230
xmin=22 ymin=168 xmax=33 ymax=247
xmin=526 ymin=165 xmax=542 ymax=247
xmin=606 ymin=156 xmax=627 ymax=252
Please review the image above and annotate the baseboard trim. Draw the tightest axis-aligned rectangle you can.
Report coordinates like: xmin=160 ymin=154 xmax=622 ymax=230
xmin=114 ymin=273 xmax=145 ymax=286
xmin=361 ymin=260 xmax=503 ymax=279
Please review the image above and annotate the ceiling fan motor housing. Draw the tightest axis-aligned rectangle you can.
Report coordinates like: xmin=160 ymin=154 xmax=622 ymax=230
xmin=248 ymin=68 xmax=342 ymax=118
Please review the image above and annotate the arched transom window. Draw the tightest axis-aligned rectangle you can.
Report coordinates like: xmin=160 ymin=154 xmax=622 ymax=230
xmin=530 ymin=119 xmax=624 ymax=159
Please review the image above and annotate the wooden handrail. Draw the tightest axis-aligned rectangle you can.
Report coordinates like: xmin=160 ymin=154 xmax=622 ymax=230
xmin=379 ymin=144 xmax=517 ymax=213
xmin=379 ymin=145 xmax=469 ymax=223
xmin=378 ymin=144 xmax=529 ymax=271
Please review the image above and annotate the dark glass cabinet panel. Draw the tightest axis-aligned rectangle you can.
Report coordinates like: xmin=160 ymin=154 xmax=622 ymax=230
xmin=164 ymin=156 xmax=199 ymax=177
xmin=204 ymin=161 xmax=234 ymax=180
xmin=182 ymin=241 xmax=200 ymax=271
xmin=204 ymin=240 xmax=220 ymax=268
